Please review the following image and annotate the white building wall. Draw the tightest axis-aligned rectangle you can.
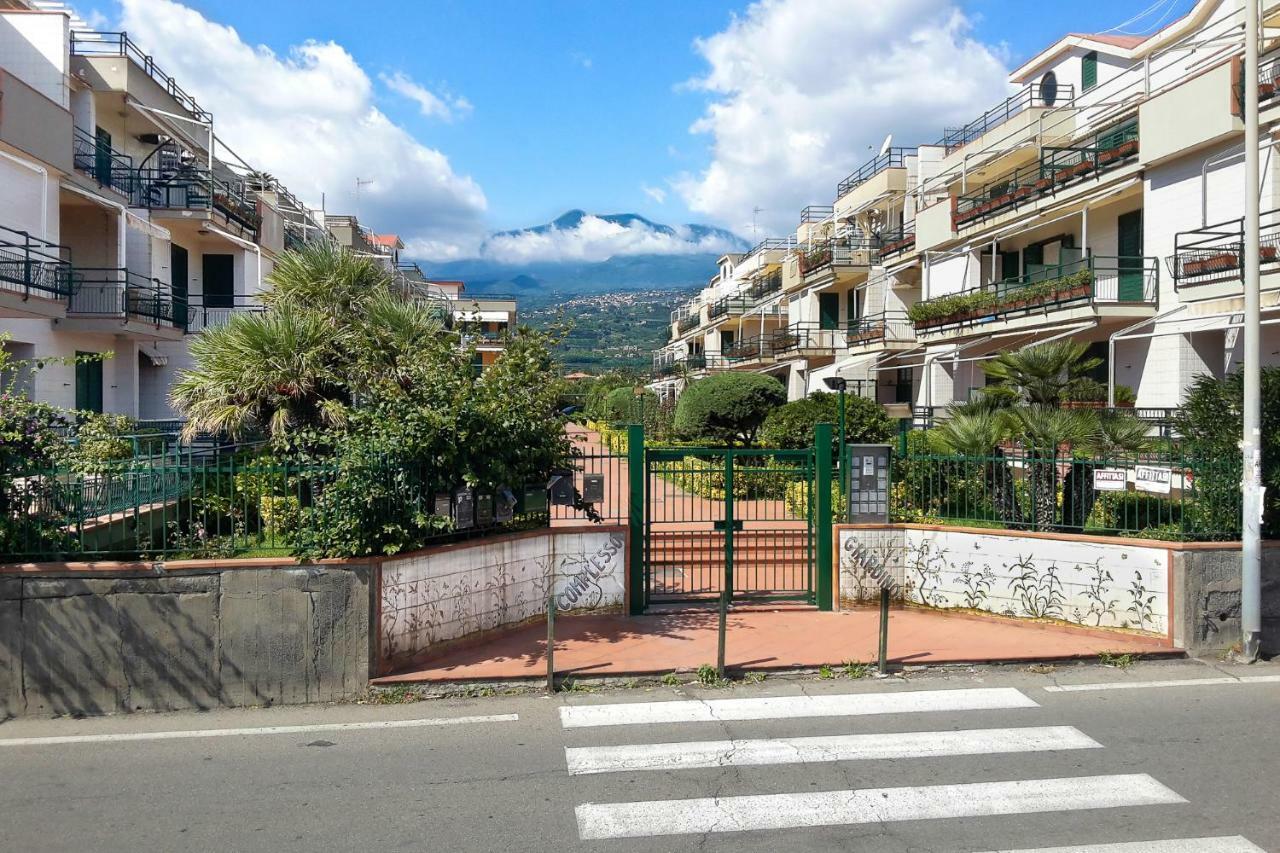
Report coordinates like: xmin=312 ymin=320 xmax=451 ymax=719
xmin=0 ymin=158 xmax=58 ymax=241
xmin=0 ymin=11 xmax=68 ymax=108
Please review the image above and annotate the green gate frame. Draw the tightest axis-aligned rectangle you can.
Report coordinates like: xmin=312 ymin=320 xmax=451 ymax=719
xmin=627 ymin=423 xmax=833 ymax=614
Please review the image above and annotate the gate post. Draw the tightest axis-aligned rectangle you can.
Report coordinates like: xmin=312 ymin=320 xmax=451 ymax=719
xmin=814 ymin=423 xmax=834 ymax=611
xmin=627 ymin=423 xmax=645 ymax=615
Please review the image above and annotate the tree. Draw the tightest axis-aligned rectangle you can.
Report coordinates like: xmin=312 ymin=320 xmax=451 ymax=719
xmin=932 ymin=410 xmax=1021 ymax=525
xmin=982 ymin=339 xmax=1100 ymax=406
xmin=759 ymin=391 xmax=893 ymax=450
xmin=673 ymin=373 xmax=786 ymax=446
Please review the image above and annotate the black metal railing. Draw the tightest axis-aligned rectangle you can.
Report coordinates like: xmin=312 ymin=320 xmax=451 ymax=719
xmin=954 ymin=117 xmax=1139 ymax=227
xmin=797 ymin=235 xmax=880 ymax=275
xmin=722 ymin=335 xmax=775 ymax=362
xmin=846 ymin=311 xmax=914 ymax=347
xmin=1172 ymin=208 xmax=1280 ymax=287
xmin=708 ymin=294 xmax=752 ymax=319
xmin=837 ymin=148 xmax=916 ymax=198
xmin=133 ymin=167 xmax=261 ymax=234
xmin=746 ymin=270 xmax=783 ymax=301
xmin=69 ymin=31 xmax=212 ymax=121
xmin=72 ymin=126 xmax=135 ymax=195
xmin=800 ymin=205 xmax=834 ymax=223
xmin=1259 ymin=55 xmax=1280 ymax=103
xmin=185 ymin=295 xmax=266 ymax=332
xmin=68 ymin=268 xmax=185 ymax=328
xmin=678 ymin=313 xmax=699 ymax=333
xmin=0 ymin=225 xmax=77 ymax=301
xmin=771 ymin=322 xmax=843 ymax=355
xmin=742 ymin=238 xmax=793 ymax=260
xmin=877 ymin=226 xmax=916 ymax=258
xmin=937 ymin=83 xmax=1074 ymax=153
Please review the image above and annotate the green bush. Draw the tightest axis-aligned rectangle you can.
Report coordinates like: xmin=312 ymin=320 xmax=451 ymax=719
xmin=673 ymin=373 xmax=786 ymax=445
xmin=759 ymin=391 xmax=894 ymax=451
xmin=68 ymin=413 xmax=136 ymax=473
xmin=600 ymin=386 xmax=658 ymax=425
xmin=661 ymin=455 xmax=792 ymax=501
xmin=784 ymin=479 xmax=846 ymax=520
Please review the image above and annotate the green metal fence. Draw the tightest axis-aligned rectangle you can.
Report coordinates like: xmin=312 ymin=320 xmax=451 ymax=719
xmin=890 ymin=447 xmax=1241 ymax=540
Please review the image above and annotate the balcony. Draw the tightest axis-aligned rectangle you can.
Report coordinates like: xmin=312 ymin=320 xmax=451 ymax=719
xmin=953 ymin=118 xmax=1139 ymax=230
xmin=877 ymin=226 xmax=916 ymax=260
xmin=770 ymin=323 xmax=843 ymax=357
xmin=67 ymin=268 xmax=187 ymax=333
xmin=909 ymin=255 xmax=1158 ymax=334
xmin=677 ymin=313 xmax=700 ymax=334
xmin=746 ymin=269 xmax=783 ymax=301
xmin=708 ymin=294 xmax=752 ymax=320
xmin=72 ymin=126 xmax=135 ymax=196
xmin=185 ymin=296 xmax=266 ymax=332
xmin=133 ymin=167 xmax=261 ymax=235
xmin=69 ymin=31 xmax=212 ymax=122
xmin=0 ymin=225 xmax=76 ymax=314
xmin=846 ymin=311 xmax=914 ymax=350
xmin=937 ymin=84 xmax=1074 ymax=155
xmin=836 ymin=148 xmax=916 ymax=198
xmin=800 ymin=205 xmax=834 ymax=223
xmin=722 ymin=335 xmax=776 ymax=365
xmin=1172 ymin=209 xmax=1280 ymax=290
xmin=796 ymin=235 xmax=879 ymax=277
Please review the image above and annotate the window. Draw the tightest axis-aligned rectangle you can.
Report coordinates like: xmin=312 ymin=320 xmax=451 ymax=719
xmin=1039 ymin=71 xmax=1059 ymax=106
xmin=1082 ymin=51 xmax=1098 ymax=92
xmin=75 ymin=352 xmax=103 ymax=413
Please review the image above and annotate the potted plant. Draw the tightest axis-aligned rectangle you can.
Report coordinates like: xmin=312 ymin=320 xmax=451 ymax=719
xmin=1055 ymin=166 xmax=1074 ymax=183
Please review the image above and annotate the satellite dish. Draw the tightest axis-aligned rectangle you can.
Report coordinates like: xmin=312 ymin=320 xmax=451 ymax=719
xmin=878 ymin=134 xmax=893 ymax=157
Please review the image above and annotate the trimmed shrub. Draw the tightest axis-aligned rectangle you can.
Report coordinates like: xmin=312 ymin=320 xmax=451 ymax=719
xmin=673 ymin=373 xmax=786 ymax=446
xmin=759 ymin=391 xmax=894 ymax=451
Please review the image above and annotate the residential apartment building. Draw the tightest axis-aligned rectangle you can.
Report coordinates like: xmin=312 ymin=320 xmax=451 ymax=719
xmin=652 ymin=0 xmax=1280 ymax=421
xmin=0 ymin=4 xmax=514 ymax=420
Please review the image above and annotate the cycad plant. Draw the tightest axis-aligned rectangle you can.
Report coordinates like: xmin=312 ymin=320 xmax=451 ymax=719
xmin=933 ymin=409 xmax=1022 ymax=525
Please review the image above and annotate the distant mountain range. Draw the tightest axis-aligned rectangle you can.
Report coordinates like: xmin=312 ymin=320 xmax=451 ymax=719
xmin=413 ymin=211 xmax=749 ymax=302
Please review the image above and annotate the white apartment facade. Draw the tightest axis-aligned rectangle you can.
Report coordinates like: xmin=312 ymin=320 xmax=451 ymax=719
xmin=652 ymin=0 xmax=1280 ymax=421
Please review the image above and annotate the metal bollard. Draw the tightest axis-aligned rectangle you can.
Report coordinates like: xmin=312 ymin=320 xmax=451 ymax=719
xmin=717 ymin=588 xmax=728 ymax=678
xmin=877 ymin=588 xmax=890 ymax=675
xmin=547 ymin=592 xmax=556 ymax=692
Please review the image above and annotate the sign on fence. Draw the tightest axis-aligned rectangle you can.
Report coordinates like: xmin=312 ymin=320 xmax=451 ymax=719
xmin=1134 ymin=465 xmax=1173 ymax=495
xmin=1093 ymin=468 xmax=1128 ymax=492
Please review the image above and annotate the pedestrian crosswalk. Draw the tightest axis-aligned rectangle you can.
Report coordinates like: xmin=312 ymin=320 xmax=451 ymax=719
xmin=558 ymin=686 xmax=1267 ymax=849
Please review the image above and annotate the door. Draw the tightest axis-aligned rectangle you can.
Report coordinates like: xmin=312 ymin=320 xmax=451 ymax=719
xmin=644 ymin=448 xmax=820 ymax=607
xmin=94 ymin=127 xmax=113 ymax=189
xmin=1116 ymin=210 xmax=1145 ymax=301
xmin=202 ymin=254 xmax=235 ymax=308
xmin=818 ymin=292 xmax=840 ymax=331
xmin=170 ymin=245 xmax=189 ymax=306
xmin=894 ymin=367 xmax=914 ymax=404
xmin=75 ymin=353 xmax=103 ymax=413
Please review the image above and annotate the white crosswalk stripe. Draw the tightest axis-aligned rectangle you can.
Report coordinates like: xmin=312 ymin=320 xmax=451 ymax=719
xmin=565 ymin=725 xmax=1100 ymax=775
xmin=560 ymin=686 xmax=1264 ymax=847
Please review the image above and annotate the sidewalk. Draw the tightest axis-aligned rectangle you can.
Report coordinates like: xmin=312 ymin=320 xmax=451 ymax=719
xmin=373 ymin=606 xmax=1177 ymax=684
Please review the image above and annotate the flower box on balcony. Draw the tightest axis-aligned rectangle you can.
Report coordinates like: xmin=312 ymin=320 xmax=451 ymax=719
xmin=1261 ymin=81 xmax=1276 ymax=97
xmin=1072 ymin=160 xmax=1095 ymax=177
xmin=1014 ymin=186 xmax=1035 ymax=200
xmin=1183 ymin=252 xmax=1239 ymax=277
xmin=1055 ymin=167 xmax=1075 ymax=183
xmin=1262 ymin=245 xmax=1278 ymax=262
xmin=1035 ymin=178 xmax=1053 ymax=191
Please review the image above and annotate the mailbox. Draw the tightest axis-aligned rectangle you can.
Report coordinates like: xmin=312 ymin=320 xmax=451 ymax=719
xmin=582 ymin=473 xmax=605 ymax=504
xmin=475 ymin=493 xmax=495 ymax=526
xmin=847 ymin=444 xmax=892 ymax=523
xmin=454 ymin=488 xmax=475 ymax=529
xmin=433 ymin=493 xmax=452 ymax=519
xmin=521 ymin=485 xmax=548 ymax=514
xmin=549 ymin=470 xmax=576 ymax=506
xmin=495 ymin=486 xmax=515 ymax=524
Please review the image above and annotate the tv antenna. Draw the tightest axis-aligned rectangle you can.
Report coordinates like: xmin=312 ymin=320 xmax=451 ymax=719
xmin=748 ymin=206 xmax=765 ymax=240
xmin=354 ymin=177 xmax=374 ymax=222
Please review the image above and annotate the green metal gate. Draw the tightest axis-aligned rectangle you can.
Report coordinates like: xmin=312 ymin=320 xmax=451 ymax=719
xmin=635 ymin=424 xmax=834 ymax=612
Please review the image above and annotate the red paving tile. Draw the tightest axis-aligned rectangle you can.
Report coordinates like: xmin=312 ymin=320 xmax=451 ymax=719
xmin=373 ymin=606 xmax=1177 ymax=684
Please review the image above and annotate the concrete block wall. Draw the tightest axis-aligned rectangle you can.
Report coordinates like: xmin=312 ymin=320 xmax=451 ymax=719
xmin=1173 ymin=546 xmax=1280 ymax=656
xmin=0 ymin=563 xmax=373 ymax=720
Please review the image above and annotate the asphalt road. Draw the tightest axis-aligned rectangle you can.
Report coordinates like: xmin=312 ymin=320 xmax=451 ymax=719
xmin=2 ymin=658 xmax=1279 ymax=852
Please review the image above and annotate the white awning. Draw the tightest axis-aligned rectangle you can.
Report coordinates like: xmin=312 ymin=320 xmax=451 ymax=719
xmin=140 ymin=345 xmax=168 ymax=366
xmin=454 ymin=309 xmax=510 ymax=323
xmin=61 ymin=182 xmax=172 ymax=240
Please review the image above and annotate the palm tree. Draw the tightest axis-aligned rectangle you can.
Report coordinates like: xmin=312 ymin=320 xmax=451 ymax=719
xmin=983 ymin=340 xmax=1101 ymax=406
xmin=264 ymin=240 xmax=394 ymax=323
xmin=1000 ymin=405 xmax=1093 ymax=530
xmin=1061 ymin=409 xmax=1152 ymax=530
xmin=932 ymin=409 xmax=1023 ymax=525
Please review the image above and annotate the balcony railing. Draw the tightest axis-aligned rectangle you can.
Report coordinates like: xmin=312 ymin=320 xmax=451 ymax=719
xmin=877 ymin=226 xmax=916 ymax=259
xmin=72 ymin=126 xmax=135 ymax=196
xmin=185 ymin=295 xmax=266 ymax=332
xmin=797 ymin=236 xmax=880 ymax=275
xmin=954 ymin=117 xmax=1139 ymax=228
xmin=69 ymin=31 xmax=212 ymax=122
xmin=799 ymin=205 xmax=834 ymax=223
xmin=133 ymin=167 xmax=261 ymax=234
xmin=0 ymin=225 xmax=77 ymax=301
xmin=909 ymin=254 xmax=1158 ymax=332
xmin=722 ymin=335 xmax=775 ymax=362
xmin=677 ymin=313 xmax=699 ymax=334
xmin=837 ymin=148 xmax=916 ymax=198
xmin=771 ymin=323 xmax=843 ymax=355
xmin=708 ymin=294 xmax=752 ymax=320
xmin=68 ymin=268 xmax=186 ymax=328
xmin=1259 ymin=55 xmax=1280 ymax=104
xmin=846 ymin=311 xmax=914 ymax=347
xmin=1172 ymin=208 xmax=1280 ymax=287
xmin=746 ymin=270 xmax=783 ymax=301
xmin=936 ymin=83 xmax=1074 ymax=154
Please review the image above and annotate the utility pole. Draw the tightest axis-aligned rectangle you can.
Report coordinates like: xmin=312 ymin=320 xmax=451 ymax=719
xmin=1241 ymin=0 xmax=1262 ymax=662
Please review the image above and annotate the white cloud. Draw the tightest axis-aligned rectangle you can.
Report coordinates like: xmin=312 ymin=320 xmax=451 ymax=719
xmin=480 ymin=214 xmax=742 ymax=265
xmin=642 ymin=185 xmax=667 ymax=204
xmin=380 ymin=71 xmax=473 ymax=122
xmin=118 ymin=0 xmax=487 ymax=259
xmin=675 ymin=0 xmax=1010 ymax=235
xmin=570 ymin=52 xmax=593 ymax=69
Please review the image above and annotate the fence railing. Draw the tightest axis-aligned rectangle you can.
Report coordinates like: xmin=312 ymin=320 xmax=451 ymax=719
xmin=937 ymin=83 xmax=1074 ymax=154
xmin=72 ymin=126 xmax=135 ymax=196
xmin=797 ymin=236 xmax=879 ymax=275
xmin=847 ymin=311 xmax=914 ymax=347
xmin=67 ymin=268 xmax=187 ymax=328
xmin=837 ymin=147 xmax=916 ymax=198
xmin=133 ymin=167 xmax=261 ymax=233
xmin=70 ymin=31 xmax=212 ymax=122
xmin=1171 ymin=208 xmax=1280 ymax=287
xmin=878 ymin=226 xmax=916 ymax=258
xmin=799 ymin=205 xmax=834 ymax=223
xmin=708 ymin=294 xmax=752 ymax=319
xmin=0 ymin=225 xmax=77 ymax=301
xmin=746 ymin=270 xmax=783 ymax=301
xmin=771 ymin=322 xmax=844 ymax=355
xmin=891 ymin=447 xmax=1239 ymax=540
xmin=185 ymin=295 xmax=266 ymax=332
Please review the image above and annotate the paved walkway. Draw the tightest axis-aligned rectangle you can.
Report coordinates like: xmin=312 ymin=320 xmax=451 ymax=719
xmin=373 ymin=606 xmax=1176 ymax=684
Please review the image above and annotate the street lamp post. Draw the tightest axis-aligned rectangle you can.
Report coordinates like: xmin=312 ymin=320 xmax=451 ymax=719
xmin=824 ymin=376 xmax=848 ymax=495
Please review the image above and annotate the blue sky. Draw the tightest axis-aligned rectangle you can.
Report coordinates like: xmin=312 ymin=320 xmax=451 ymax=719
xmin=102 ymin=0 xmax=1196 ymax=260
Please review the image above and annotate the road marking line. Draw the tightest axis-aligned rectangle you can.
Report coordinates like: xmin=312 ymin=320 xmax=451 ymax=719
xmin=575 ymin=773 xmax=1185 ymax=840
xmin=1044 ymin=675 xmax=1280 ymax=693
xmin=565 ymin=725 xmax=1100 ymax=775
xmin=559 ymin=687 xmax=1037 ymax=728
xmin=0 ymin=714 xmax=519 ymax=747
xmin=980 ymin=837 xmax=1266 ymax=852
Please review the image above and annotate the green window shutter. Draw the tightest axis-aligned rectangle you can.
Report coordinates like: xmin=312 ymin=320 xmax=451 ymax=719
xmin=1082 ymin=51 xmax=1098 ymax=92
xmin=75 ymin=352 xmax=103 ymax=413
xmin=818 ymin=293 xmax=840 ymax=330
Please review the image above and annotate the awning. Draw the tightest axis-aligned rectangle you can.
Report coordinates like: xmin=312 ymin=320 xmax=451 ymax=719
xmin=454 ymin=309 xmax=510 ymax=323
xmin=140 ymin=345 xmax=168 ymax=366
xmin=61 ymin=182 xmax=171 ymax=240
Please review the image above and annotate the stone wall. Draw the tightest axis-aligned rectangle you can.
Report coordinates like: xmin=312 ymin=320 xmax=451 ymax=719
xmin=378 ymin=527 xmax=626 ymax=672
xmin=1173 ymin=546 xmax=1280 ymax=655
xmin=0 ymin=563 xmax=373 ymax=720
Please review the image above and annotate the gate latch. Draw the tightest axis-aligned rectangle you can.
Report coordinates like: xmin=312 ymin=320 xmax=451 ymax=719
xmin=713 ymin=520 xmax=744 ymax=531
